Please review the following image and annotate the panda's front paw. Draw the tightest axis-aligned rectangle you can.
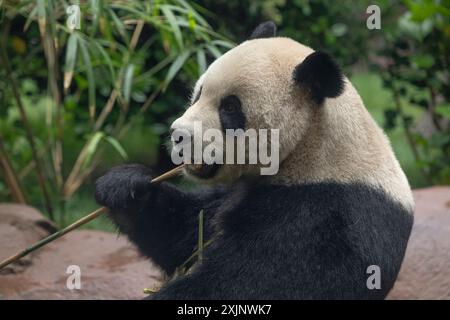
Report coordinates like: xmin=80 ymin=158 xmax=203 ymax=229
xmin=94 ymin=164 xmax=154 ymax=211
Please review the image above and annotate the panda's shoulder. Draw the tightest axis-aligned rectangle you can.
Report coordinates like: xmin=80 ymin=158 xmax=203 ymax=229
xmin=230 ymin=182 xmax=413 ymax=232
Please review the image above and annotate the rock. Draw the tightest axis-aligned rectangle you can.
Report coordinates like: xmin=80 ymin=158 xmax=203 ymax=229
xmin=388 ymin=187 xmax=450 ymax=299
xmin=0 ymin=204 xmax=163 ymax=299
xmin=1 ymin=187 xmax=449 ymax=299
xmin=0 ymin=204 xmax=57 ymax=275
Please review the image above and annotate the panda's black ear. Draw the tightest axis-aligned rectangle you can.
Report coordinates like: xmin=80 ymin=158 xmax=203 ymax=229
xmin=249 ymin=21 xmax=277 ymax=40
xmin=293 ymin=51 xmax=344 ymax=104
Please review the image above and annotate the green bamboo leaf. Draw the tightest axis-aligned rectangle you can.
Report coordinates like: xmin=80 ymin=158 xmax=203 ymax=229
xmin=188 ymin=9 xmax=196 ymax=31
xmin=205 ymin=44 xmax=222 ymax=59
xmin=46 ymin=0 xmax=57 ymax=36
xmin=411 ymin=54 xmax=435 ymax=69
xmin=122 ymin=64 xmax=135 ymax=106
xmin=212 ymin=40 xmax=235 ymax=49
xmin=110 ymin=3 xmax=147 ymax=19
xmin=195 ymin=25 xmax=232 ymax=43
xmin=64 ymin=32 xmax=78 ymax=92
xmin=108 ymin=7 xmax=128 ymax=41
xmin=78 ymin=38 xmax=96 ymax=119
xmin=133 ymin=54 xmax=173 ymax=84
xmin=160 ymin=5 xmax=183 ymax=48
xmin=152 ymin=0 xmax=160 ymax=16
xmin=435 ymin=104 xmax=450 ymax=119
xmin=89 ymin=0 xmax=101 ymax=35
xmin=176 ymin=0 xmax=210 ymax=27
xmin=24 ymin=6 xmax=38 ymax=31
xmin=36 ymin=0 xmax=46 ymax=34
xmin=90 ymin=40 xmax=116 ymax=84
xmin=104 ymin=136 xmax=128 ymax=160
xmin=196 ymin=48 xmax=206 ymax=75
xmin=164 ymin=49 xmax=192 ymax=90
xmin=81 ymin=132 xmax=105 ymax=171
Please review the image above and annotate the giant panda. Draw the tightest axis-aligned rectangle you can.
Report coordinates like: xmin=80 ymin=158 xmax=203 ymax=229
xmin=95 ymin=22 xmax=414 ymax=299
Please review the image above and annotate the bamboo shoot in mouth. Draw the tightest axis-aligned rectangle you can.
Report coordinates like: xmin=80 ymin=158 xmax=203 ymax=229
xmin=184 ymin=162 xmax=220 ymax=179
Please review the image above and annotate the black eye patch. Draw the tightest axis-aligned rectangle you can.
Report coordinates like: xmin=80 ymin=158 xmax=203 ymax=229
xmin=192 ymin=86 xmax=202 ymax=104
xmin=219 ymin=95 xmax=246 ymax=131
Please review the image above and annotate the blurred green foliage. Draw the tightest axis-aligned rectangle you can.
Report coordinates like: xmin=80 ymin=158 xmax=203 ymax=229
xmin=196 ymin=0 xmax=400 ymax=70
xmin=375 ymin=0 xmax=450 ymax=185
xmin=0 ymin=0 xmax=232 ymax=225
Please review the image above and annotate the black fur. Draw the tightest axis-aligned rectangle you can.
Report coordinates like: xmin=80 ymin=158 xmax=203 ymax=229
xmin=95 ymin=164 xmax=413 ymax=299
xmin=218 ymin=95 xmax=246 ymax=131
xmin=293 ymin=51 xmax=345 ymax=104
xmin=249 ymin=21 xmax=277 ymax=40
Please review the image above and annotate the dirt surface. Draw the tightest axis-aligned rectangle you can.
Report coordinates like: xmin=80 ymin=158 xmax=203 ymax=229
xmin=388 ymin=187 xmax=450 ymax=299
xmin=0 ymin=187 xmax=449 ymax=300
xmin=0 ymin=204 xmax=163 ymax=300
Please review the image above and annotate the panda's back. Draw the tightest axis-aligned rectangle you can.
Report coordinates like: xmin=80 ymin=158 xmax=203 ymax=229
xmin=215 ymin=181 xmax=413 ymax=299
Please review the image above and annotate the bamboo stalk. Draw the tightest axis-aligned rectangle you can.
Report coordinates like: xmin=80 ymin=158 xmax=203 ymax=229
xmin=0 ymin=30 xmax=54 ymax=220
xmin=94 ymin=19 xmax=145 ymax=132
xmin=150 ymin=164 xmax=185 ymax=183
xmin=198 ymin=209 xmax=204 ymax=263
xmin=0 ymin=133 xmax=27 ymax=203
xmin=42 ymin=16 xmax=64 ymax=199
xmin=63 ymin=21 xmax=152 ymax=195
xmin=0 ymin=207 xmax=106 ymax=270
xmin=0 ymin=164 xmax=185 ymax=270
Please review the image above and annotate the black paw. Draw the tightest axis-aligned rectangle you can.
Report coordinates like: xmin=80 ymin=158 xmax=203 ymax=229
xmin=95 ymin=164 xmax=154 ymax=210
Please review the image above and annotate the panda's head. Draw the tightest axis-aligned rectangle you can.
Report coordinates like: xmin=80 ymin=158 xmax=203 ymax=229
xmin=170 ymin=22 xmax=344 ymax=183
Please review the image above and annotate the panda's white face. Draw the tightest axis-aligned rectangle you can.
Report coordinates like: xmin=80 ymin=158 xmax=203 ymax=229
xmin=170 ymin=37 xmax=317 ymax=183
xmin=170 ymin=19 xmax=349 ymax=184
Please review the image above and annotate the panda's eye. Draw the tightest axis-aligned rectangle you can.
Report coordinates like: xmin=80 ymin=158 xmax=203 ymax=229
xmin=220 ymin=95 xmax=240 ymax=113
xmin=219 ymin=95 xmax=245 ymax=131
xmin=223 ymin=104 xmax=236 ymax=113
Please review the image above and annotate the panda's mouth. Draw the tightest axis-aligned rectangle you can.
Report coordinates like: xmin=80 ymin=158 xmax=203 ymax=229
xmin=185 ymin=163 xmax=221 ymax=179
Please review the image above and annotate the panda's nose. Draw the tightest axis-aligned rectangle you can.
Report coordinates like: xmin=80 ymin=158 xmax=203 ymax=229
xmin=170 ymin=120 xmax=185 ymax=144
xmin=173 ymin=134 xmax=183 ymax=144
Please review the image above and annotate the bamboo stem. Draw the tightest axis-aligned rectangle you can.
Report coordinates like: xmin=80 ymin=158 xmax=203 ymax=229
xmin=149 ymin=164 xmax=185 ymax=183
xmin=94 ymin=19 xmax=144 ymax=132
xmin=0 ymin=24 xmax=54 ymax=220
xmin=0 ymin=164 xmax=185 ymax=270
xmin=0 ymin=207 xmax=106 ymax=270
xmin=40 ymin=11 xmax=65 ymax=209
xmin=0 ymin=132 xmax=27 ymax=203
xmin=198 ymin=210 xmax=204 ymax=263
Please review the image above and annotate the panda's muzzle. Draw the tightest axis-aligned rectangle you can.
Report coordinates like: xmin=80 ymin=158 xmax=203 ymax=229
xmin=170 ymin=112 xmax=222 ymax=179
xmin=171 ymin=133 xmax=221 ymax=179
xmin=185 ymin=162 xmax=220 ymax=179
